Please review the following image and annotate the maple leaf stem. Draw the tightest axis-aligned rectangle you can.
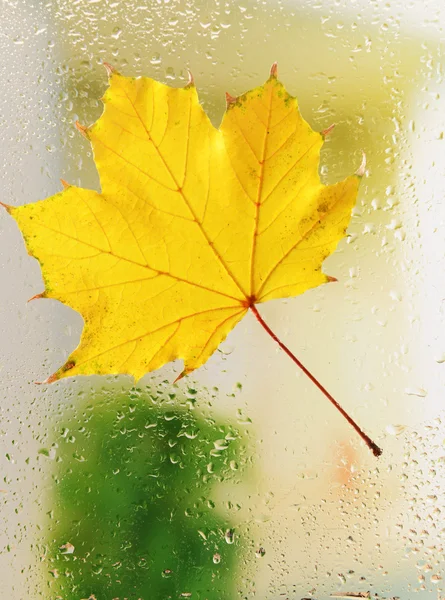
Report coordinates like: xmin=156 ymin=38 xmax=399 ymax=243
xmin=250 ymin=305 xmax=382 ymax=457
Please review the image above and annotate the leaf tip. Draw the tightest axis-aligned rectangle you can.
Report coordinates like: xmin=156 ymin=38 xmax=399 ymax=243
xmin=173 ymin=368 xmax=191 ymax=383
xmin=322 ymin=123 xmax=336 ymax=138
xmin=28 ymin=291 xmax=47 ymax=303
xmin=75 ymin=121 xmax=90 ymax=139
xmin=185 ymin=69 xmax=195 ymax=88
xmin=39 ymin=360 xmax=75 ymax=385
xmin=35 ymin=374 xmax=56 ymax=385
xmin=0 ymin=201 xmax=12 ymax=214
xmin=269 ymin=62 xmax=278 ymax=79
xmin=355 ymin=152 xmax=366 ymax=178
xmin=103 ymin=61 xmax=116 ymax=77
xmin=60 ymin=179 xmax=70 ymax=190
xmin=225 ymin=91 xmax=237 ymax=108
xmin=326 ymin=275 xmax=338 ymax=283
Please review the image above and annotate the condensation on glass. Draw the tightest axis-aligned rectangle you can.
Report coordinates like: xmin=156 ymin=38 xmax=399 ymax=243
xmin=0 ymin=0 xmax=444 ymax=598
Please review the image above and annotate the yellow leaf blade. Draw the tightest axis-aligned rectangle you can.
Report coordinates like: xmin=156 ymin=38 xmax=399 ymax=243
xmin=256 ymin=175 xmax=360 ymax=303
xmin=8 ymin=67 xmax=362 ymax=381
xmin=48 ymin=306 xmax=247 ymax=382
xmin=220 ymin=76 xmax=357 ymax=302
xmin=11 ymin=186 xmax=247 ymax=381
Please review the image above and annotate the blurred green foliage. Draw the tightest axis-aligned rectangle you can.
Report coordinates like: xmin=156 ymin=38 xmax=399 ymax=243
xmin=44 ymin=384 xmax=249 ymax=599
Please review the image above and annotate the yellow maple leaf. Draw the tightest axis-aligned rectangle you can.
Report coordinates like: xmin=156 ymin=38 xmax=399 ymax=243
xmin=2 ymin=63 xmax=380 ymax=455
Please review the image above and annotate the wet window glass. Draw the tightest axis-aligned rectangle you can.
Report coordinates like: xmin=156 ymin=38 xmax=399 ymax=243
xmin=1 ymin=1 xmax=444 ymax=598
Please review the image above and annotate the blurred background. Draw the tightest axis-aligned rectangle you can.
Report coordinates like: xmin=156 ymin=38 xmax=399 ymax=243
xmin=1 ymin=0 xmax=445 ymax=598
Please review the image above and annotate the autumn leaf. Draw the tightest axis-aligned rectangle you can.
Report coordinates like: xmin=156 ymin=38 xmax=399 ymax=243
xmin=2 ymin=63 xmax=381 ymax=456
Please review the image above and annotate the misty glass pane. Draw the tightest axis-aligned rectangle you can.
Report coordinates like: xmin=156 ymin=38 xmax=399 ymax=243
xmin=1 ymin=0 xmax=444 ymax=598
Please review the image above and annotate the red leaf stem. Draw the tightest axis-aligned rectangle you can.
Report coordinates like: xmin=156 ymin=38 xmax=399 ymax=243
xmin=250 ymin=304 xmax=382 ymax=457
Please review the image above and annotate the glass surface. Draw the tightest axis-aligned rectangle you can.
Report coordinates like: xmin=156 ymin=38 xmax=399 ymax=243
xmin=1 ymin=0 xmax=444 ymax=598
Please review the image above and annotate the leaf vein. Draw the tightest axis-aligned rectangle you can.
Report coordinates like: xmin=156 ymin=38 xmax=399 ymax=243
xmin=249 ymin=84 xmax=274 ymax=295
xmin=32 ymin=221 xmax=242 ymax=303
xmin=261 ymin=137 xmax=320 ymax=206
xmin=193 ymin=309 xmax=246 ymax=365
xmin=146 ymin=320 xmax=182 ymax=371
xmin=73 ymin=305 xmax=242 ymax=370
xmin=118 ymin=81 xmax=248 ymax=298
xmin=257 ymin=184 xmax=352 ymax=299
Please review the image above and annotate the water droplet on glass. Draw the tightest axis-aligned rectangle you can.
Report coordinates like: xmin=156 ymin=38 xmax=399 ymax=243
xmin=225 ymin=529 xmax=235 ymax=544
xmin=386 ymin=424 xmax=406 ymax=436
xmin=59 ymin=542 xmax=75 ymax=554
xmin=404 ymin=387 xmax=427 ymax=398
